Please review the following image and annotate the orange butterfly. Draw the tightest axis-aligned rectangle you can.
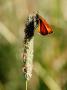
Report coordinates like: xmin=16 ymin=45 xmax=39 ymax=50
xmin=36 ymin=14 xmax=53 ymax=35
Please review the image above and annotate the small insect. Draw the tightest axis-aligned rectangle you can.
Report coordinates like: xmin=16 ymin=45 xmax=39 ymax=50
xmin=35 ymin=13 xmax=53 ymax=35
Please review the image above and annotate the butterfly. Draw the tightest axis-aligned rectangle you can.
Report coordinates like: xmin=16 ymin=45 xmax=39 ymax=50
xmin=35 ymin=14 xmax=53 ymax=35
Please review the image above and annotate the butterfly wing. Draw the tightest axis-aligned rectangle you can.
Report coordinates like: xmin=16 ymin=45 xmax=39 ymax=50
xmin=39 ymin=19 xmax=48 ymax=35
xmin=36 ymin=18 xmax=48 ymax=35
xmin=39 ymin=15 xmax=53 ymax=34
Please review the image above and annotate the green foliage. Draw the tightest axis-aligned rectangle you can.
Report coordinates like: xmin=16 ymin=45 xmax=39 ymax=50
xmin=39 ymin=79 xmax=49 ymax=90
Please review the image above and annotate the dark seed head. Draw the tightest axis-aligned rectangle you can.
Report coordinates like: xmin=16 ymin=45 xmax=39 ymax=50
xmin=24 ymin=17 xmax=34 ymax=40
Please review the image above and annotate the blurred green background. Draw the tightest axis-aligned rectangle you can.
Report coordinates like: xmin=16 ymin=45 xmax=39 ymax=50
xmin=0 ymin=0 xmax=67 ymax=90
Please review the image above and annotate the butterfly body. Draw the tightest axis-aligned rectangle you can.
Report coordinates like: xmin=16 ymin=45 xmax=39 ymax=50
xmin=35 ymin=14 xmax=53 ymax=35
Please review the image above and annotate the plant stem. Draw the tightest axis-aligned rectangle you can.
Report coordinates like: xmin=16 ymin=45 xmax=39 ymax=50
xmin=26 ymin=80 xmax=28 ymax=90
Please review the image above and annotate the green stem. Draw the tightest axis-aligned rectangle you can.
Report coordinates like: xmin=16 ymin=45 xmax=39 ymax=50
xmin=26 ymin=80 xmax=28 ymax=90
